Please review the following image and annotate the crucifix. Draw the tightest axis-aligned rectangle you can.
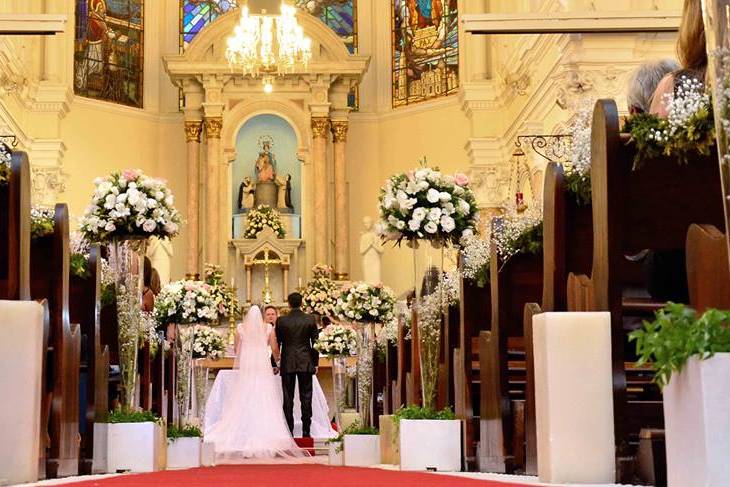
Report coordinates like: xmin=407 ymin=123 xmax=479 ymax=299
xmin=0 ymin=14 xmax=67 ymax=35
xmin=245 ymin=248 xmax=290 ymax=304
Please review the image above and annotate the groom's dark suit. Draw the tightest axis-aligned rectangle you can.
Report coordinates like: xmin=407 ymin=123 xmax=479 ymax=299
xmin=276 ymin=308 xmax=320 ymax=437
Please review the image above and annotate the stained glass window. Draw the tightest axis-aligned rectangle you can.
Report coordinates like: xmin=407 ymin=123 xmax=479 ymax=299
xmin=74 ymin=0 xmax=145 ymax=108
xmin=180 ymin=0 xmax=237 ymax=50
xmin=392 ymin=0 xmax=459 ymax=108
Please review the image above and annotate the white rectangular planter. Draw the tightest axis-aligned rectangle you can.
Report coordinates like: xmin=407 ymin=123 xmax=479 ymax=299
xmin=343 ymin=435 xmax=380 ymax=467
xmin=533 ymin=312 xmax=615 ymax=484
xmin=399 ymin=419 xmax=461 ymax=471
xmin=166 ymin=437 xmax=201 ymax=470
xmin=200 ymin=441 xmax=216 ymax=467
xmin=107 ymin=422 xmax=166 ymax=473
xmin=328 ymin=441 xmax=344 ymax=466
xmin=92 ymin=423 xmax=109 ymax=474
xmin=663 ymin=354 xmax=730 ymax=487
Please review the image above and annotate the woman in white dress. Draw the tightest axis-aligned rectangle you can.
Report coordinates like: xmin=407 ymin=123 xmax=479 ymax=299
xmin=263 ymin=306 xmax=337 ymax=439
xmin=205 ymin=306 xmax=306 ymax=462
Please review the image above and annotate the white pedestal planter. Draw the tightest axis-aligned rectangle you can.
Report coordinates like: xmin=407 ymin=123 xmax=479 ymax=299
xmin=533 ymin=312 xmax=615 ymax=484
xmin=200 ymin=442 xmax=215 ymax=467
xmin=343 ymin=435 xmax=380 ymax=466
xmin=664 ymin=354 xmax=730 ymax=487
xmin=399 ymin=419 xmax=461 ymax=471
xmin=107 ymin=422 xmax=166 ymax=473
xmin=92 ymin=423 xmax=109 ymax=474
xmin=328 ymin=442 xmax=344 ymax=466
xmin=166 ymin=437 xmax=201 ymax=470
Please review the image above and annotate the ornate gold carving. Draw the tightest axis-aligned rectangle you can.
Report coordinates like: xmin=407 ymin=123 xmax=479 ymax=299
xmin=311 ymin=117 xmax=330 ymax=139
xmin=184 ymin=121 xmax=203 ymax=143
xmin=330 ymin=121 xmax=349 ymax=143
xmin=334 ymin=271 xmax=349 ymax=281
xmin=204 ymin=118 xmax=223 ymax=139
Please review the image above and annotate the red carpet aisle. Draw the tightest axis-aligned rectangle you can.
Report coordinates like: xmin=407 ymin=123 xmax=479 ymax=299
xmin=62 ymin=465 xmax=530 ymax=487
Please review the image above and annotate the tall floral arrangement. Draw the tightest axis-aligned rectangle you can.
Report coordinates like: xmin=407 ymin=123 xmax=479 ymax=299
xmin=243 ymin=204 xmax=286 ymax=239
xmin=204 ymin=263 xmax=242 ymax=320
xmin=302 ymin=264 xmax=340 ymax=316
xmin=181 ymin=325 xmax=226 ymax=360
xmin=335 ymin=282 xmax=396 ymax=324
xmin=79 ymin=169 xmax=181 ymax=243
xmin=154 ymin=280 xmax=219 ymax=326
xmin=377 ymin=163 xmax=479 ymax=246
xmin=314 ymin=324 xmax=358 ymax=357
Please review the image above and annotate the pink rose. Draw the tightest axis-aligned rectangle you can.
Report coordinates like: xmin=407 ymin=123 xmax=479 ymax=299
xmin=454 ymin=173 xmax=469 ymax=186
xmin=122 ymin=169 xmax=140 ymax=181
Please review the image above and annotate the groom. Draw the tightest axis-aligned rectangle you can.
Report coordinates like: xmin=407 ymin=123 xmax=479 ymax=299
xmin=276 ymin=292 xmax=320 ymax=438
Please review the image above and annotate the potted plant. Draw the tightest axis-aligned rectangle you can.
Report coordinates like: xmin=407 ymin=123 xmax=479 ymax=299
xmin=166 ymin=424 xmax=202 ymax=470
xmin=630 ymin=304 xmax=730 ymax=486
xmin=393 ymin=405 xmax=460 ymax=471
xmin=339 ymin=421 xmax=380 ymax=467
xmin=107 ymin=409 xmax=166 ymax=473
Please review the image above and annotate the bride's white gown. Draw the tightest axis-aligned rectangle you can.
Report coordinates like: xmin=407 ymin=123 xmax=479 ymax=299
xmin=204 ymin=306 xmax=306 ymax=462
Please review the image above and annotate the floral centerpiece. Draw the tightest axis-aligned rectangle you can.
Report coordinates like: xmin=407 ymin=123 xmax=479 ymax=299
xmin=315 ymin=324 xmax=358 ymax=357
xmin=492 ymin=203 xmax=543 ymax=270
xmin=30 ymin=206 xmax=55 ymax=239
xmin=204 ymin=263 xmax=242 ymax=321
xmin=302 ymin=264 xmax=340 ymax=317
xmin=243 ymin=204 xmax=286 ymax=239
xmin=460 ymin=233 xmax=490 ymax=288
xmin=335 ymin=282 xmax=395 ymax=426
xmin=154 ymin=279 xmax=219 ymax=427
xmin=181 ymin=325 xmax=226 ymax=360
xmin=624 ymin=76 xmax=715 ymax=168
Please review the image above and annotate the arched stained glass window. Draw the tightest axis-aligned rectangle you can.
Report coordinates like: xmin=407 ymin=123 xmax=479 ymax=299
xmin=180 ymin=0 xmax=238 ymax=50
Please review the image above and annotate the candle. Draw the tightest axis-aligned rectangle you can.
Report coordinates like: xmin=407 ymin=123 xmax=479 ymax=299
xmin=231 ymin=277 xmax=235 ymax=288
xmin=298 ymin=277 xmax=302 ymax=289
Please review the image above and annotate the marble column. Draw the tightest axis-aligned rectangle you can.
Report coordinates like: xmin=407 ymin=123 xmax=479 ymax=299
xmin=331 ymin=120 xmax=349 ymax=280
xmin=204 ymin=117 xmax=223 ymax=264
xmin=184 ymin=121 xmax=203 ymax=276
xmin=311 ymin=117 xmax=330 ymax=266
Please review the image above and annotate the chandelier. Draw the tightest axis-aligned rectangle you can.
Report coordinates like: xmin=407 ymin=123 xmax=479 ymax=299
xmin=226 ymin=1 xmax=312 ymax=93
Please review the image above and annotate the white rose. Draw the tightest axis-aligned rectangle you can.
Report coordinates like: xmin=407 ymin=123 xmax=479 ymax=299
xmin=426 ymin=188 xmax=441 ymax=203
xmin=428 ymin=207 xmax=442 ymax=222
xmin=412 ymin=207 xmax=427 ymax=222
xmin=424 ymin=221 xmax=438 ymax=234
xmin=440 ymin=215 xmax=456 ymax=233
xmin=104 ymin=221 xmax=116 ymax=232
xmin=439 ymin=191 xmax=452 ymax=202
xmin=142 ymin=219 xmax=157 ymax=232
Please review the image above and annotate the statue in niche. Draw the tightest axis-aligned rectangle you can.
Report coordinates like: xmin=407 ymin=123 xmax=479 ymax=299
xmin=238 ymin=176 xmax=255 ymax=210
xmin=360 ymin=216 xmax=384 ymax=284
xmin=255 ymin=136 xmax=277 ymax=183
xmin=284 ymin=174 xmax=293 ymax=210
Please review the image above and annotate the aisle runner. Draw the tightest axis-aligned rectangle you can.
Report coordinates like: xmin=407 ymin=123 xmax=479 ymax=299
xmin=61 ymin=465 xmax=532 ymax=487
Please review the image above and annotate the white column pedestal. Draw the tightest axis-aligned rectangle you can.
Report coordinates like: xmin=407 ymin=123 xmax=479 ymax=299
xmin=533 ymin=312 xmax=614 ymax=484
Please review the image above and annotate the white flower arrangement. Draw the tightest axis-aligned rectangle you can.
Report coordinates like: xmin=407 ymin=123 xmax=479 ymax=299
xmin=243 ymin=204 xmax=286 ymax=239
xmin=314 ymin=324 xmax=358 ymax=357
xmin=30 ymin=206 xmax=55 ymax=239
xmin=204 ymin=263 xmax=241 ymax=319
xmin=181 ymin=324 xmax=226 ymax=359
xmin=710 ymin=46 xmax=730 ymax=175
xmin=0 ymin=142 xmax=11 ymax=185
xmin=569 ymin=101 xmax=594 ymax=176
xmin=335 ymin=281 xmax=396 ymax=325
xmin=492 ymin=203 xmax=543 ymax=268
xmin=302 ymin=264 xmax=341 ymax=316
xmin=154 ymin=279 xmax=219 ymax=326
xmin=139 ymin=310 xmax=163 ymax=357
xmin=460 ymin=233 xmax=491 ymax=287
xmin=378 ymin=161 xmax=479 ymax=245
xmin=79 ymin=169 xmax=181 ymax=243
xmin=376 ymin=318 xmax=399 ymax=349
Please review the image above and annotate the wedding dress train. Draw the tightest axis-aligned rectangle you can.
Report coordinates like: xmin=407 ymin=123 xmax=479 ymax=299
xmin=204 ymin=306 xmax=307 ymax=463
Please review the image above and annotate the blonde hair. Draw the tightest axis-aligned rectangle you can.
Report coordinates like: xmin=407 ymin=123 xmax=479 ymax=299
xmin=677 ymin=0 xmax=707 ymax=73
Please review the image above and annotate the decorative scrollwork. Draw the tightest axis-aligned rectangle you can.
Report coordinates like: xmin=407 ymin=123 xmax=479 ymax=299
xmin=515 ymin=134 xmax=573 ymax=164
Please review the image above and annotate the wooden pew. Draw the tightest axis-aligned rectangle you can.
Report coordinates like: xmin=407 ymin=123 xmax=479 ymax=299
xmin=0 ymin=152 xmax=31 ymax=300
xmin=479 ymin=218 xmax=542 ymax=473
xmin=567 ymin=99 xmax=726 ymax=480
xmin=383 ymin=340 xmax=398 ymax=415
xmin=31 ymin=204 xmax=82 ymax=478
xmin=521 ymin=162 xmax=594 ymax=473
xmin=686 ymin=224 xmax=730 ymax=311
xmin=438 ymin=305 xmax=460 ymax=411
xmin=69 ymin=245 xmax=109 ymax=474
xmin=455 ymin=278 xmax=491 ymax=470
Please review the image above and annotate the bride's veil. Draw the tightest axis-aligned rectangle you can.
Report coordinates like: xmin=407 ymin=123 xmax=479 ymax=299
xmin=233 ymin=305 xmax=270 ymax=370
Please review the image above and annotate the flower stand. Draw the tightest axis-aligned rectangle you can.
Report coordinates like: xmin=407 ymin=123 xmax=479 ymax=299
xmin=378 ymin=415 xmax=399 ymax=465
xmin=399 ymin=419 xmax=460 ymax=471
xmin=107 ymin=422 xmax=166 ymax=473
xmin=166 ymin=437 xmax=201 ymax=470
xmin=663 ymin=354 xmax=730 ymax=487
xmin=328 ymin=441 xmax=344 ymax=466
xmin=343 ymin=434 xmax=380 ymax=467
xmin=201 ymin=441 xmax=216 ymax=467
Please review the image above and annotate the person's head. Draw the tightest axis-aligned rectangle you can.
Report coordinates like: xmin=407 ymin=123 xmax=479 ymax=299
xmin=287 ymin=292 xmax=303 ymax=309
xmin=150 ymin=269 xmax=161 ymax=295
xmin=264 ymin=305 xmax=278 ymax=324
xmin=677 ymin=0 xmax=707 ymax=73
xmin=627 ymin=59 xmax=680 ymax=114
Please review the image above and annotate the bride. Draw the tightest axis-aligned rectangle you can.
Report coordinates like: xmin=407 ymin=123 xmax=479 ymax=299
xmin=204 ymin=305 xmax=307 ymax=462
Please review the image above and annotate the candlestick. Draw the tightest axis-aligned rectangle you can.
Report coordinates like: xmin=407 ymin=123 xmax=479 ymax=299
xmin=227 ymin=285 xmax=238 ymax=346
xmin=298 ymin=277 xmax=302 ymax=289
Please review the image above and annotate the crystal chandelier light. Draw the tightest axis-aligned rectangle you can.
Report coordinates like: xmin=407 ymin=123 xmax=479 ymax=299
xmin=226 ymin=1 xmax=312 ymax=93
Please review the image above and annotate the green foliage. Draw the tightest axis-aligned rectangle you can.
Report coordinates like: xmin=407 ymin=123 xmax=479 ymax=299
xmin=327 ymin=420 xmax=379 ymax=453
xmin=392 ymin=405 xmax=456 ymax=424
xmin=167 ymin=424 xmax=202 ymax=439
xmin=30 ymin=207 xmax=54 ymax=239
xmin=108 ymin=408 xmax=161 ymax=424
xmin=70 ymin=253 xmax=90 ymax=279
xmin=629 ymin=303 xmax=730 ymax=389
xmin=564 ymin=169 xmax=592 ymax=207
xmin=513 ymin=221 xmax=543 ymax=257
xmin=100 ymin=284 xmax=115 ymax=307
xmin=623 ymin=113 xmax=665 ymax=166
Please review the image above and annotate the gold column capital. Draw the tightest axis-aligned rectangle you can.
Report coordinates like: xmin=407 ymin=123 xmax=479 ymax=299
xmin=311 ymin=117 xmax=331 ymax=139
xmin=331 ymin=121 xmax=349 ymax=143
xmin=204 ymin=117 xmax=223 ymax=139
xmin=184 ymin=121 xmax=203 ymax=143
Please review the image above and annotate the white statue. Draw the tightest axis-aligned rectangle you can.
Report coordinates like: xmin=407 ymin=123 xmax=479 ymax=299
xmin=360 ymin=216 xmax=383 ymax=285
xmin=147 ymin=237 xmax=174 ymax=285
